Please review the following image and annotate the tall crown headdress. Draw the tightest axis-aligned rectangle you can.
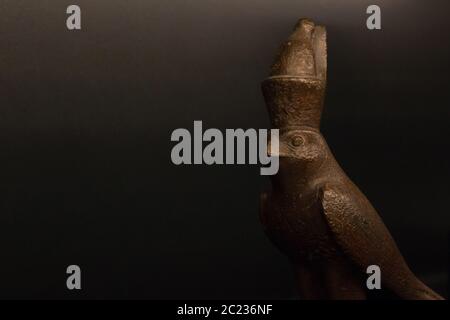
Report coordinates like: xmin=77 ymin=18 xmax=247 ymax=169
xmin=262 ymin=19 xmax=327 ymax=129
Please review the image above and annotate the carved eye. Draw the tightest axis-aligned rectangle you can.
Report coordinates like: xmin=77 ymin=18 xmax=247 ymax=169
xmin=291 ymin=135 xmax=304 ymax=147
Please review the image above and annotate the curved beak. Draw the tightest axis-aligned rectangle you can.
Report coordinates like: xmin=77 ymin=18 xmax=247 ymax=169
xmin=268 ymin=140 xmax=289 ymax=158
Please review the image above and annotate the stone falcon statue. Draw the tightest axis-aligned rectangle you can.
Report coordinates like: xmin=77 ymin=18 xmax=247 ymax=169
xmin=260 ymin=19 xmax=443 ymax=300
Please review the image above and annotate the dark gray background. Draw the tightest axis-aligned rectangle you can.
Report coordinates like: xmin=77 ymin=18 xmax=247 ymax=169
xmin=0 ymin=0 xmax=448 ymax=299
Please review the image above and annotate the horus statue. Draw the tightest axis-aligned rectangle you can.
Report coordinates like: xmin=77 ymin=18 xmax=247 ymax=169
xmin=260 ymin=19 xmax=443 ymax=300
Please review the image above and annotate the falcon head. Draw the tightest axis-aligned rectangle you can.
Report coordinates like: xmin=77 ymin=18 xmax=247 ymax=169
xmin=269 ymin=128 xmax=328 ymax=170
